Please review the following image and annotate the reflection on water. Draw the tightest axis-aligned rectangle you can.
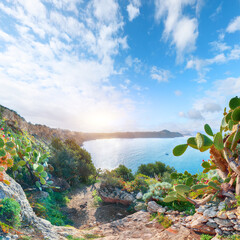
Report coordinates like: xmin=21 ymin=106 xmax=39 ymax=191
xmin=83 ymin=137 xmax=210 ymax=174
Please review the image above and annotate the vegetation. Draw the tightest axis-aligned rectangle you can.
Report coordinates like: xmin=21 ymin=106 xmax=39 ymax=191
xmin=0 ymin=198 xmax=21 ymax=227
xmin=27 ymin=191 xmax=72 ymax=226
xmin=122 ymin=173 xmax=150 ymax=193
xmin=49 ymin=138 xmax=96 ymax=186
xmin=112 ymin=164 xmax=134 ymax=181
xmin=173 ymin=96 xmax=240 ymax=197
xmin=200 ymin=234 xmax=213 ymax=240
xmin=150 ymin=212 xmax=172 ymax=229
xmin=92 ymin=189 xmax=103 ymax=207
xmin=137 ymin=161 xmax=176 ymax=178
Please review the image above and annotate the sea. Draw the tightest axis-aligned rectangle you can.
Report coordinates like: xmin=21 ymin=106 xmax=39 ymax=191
xmin=83 ymin=137 xmax=210 ymax=174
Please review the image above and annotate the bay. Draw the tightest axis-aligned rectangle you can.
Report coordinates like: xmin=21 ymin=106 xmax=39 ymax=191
xmin=83 ymin=137 xmax=210 ymax=174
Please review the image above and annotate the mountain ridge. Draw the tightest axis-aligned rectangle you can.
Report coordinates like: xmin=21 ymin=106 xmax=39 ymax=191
xmin=0 ymin=104 xmax=183 ymax=145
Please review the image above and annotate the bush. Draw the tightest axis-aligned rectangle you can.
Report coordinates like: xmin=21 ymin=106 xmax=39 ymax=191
xmin=158 ymin=200 xmax=195 ymax=215
xmin=137 ymin=161 xmax=176 ymax=178
xmin=112 ymin=165 xmax=134 ymax=181
xmin=143 ymin=182 xmax=172 ymax=202
xmin=49 ymin=138 xmax=96 ymax=186
xmin=0 ymin=198 xmax=21 ymax=227
xmin=28 ymin=191 xmax=72 ymax=226
xmin=200 ymin=234 xmax=213 ymax=240
xmin=100 ymin=170 xmax=124 ymax=188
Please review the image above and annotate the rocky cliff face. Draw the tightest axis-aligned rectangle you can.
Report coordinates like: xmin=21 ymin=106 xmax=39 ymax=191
xmin=0 ymin=174 xmax=60 ymax=239
xmin=0 ymin=104 xmax=183 ymax=145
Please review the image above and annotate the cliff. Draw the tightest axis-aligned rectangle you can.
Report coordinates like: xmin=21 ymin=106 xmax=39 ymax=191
xmin=0 ymin=105 xmax=183 ymax=145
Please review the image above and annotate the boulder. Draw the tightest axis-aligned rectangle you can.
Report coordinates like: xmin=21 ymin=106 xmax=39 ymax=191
xmin=147 ymin=201 xmax=162 ymax=213
xmin=98 ymin=186 xmax=135 ymax=205
xmin=203 ymin=208 xmax=217 ymax=218
xmin=0 ymin=174 xmax=59 ymax=239
xmin=214 ymin=218 xmax=234 ymax=227
xmin=51 ymin=177 xmax=70 ymax=192
xmin=136 ymin=192 xmax=143 ymax=200
xmin=134 ymin=202 xmax=146 ymax=211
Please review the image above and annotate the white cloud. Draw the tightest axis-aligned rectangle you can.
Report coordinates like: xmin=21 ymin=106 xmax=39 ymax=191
xmin=179 ymin=109 xmax=204 ymax=120
xmin=227 ymin=16 xmax=240 ymax=33
xmin=154 ymin=0 xmax=199 ymax=62
xmin=0 ymin=0 xmax=135 ymax=132
xmin=174 ymin=90 xmax=182 ymax=96
xmin=127 ymin=0 xmax=141 ymax=21
xmin=151 ymin=66 xmax=172 ymax=83
xmin=210 ymin=2 xmax=222 ymax=20
xmin=186 ymin=45 xmax=240 ymax=83
xmin=188 ymin=109 xmax=204 ymax=120
xmin=125 ymin=55 xmax=143 ymax=73
xmin=210 ymin=41 xmax=230 ymax=52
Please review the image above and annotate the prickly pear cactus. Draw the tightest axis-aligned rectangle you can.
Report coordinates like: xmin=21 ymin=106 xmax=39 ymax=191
xmin=173 ymin=96 xmax=240 ymax=195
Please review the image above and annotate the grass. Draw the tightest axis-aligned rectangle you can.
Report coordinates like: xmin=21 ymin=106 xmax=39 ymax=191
xmin=84 ymin=234 xmax=104 ymax=239
xmin=66 ymin=234 xmax=104 ymax=240
xmin=66 ymin=236 xmax=85 ymax=240
xmin=92 ymin=190 xmax=103 ymax=207
xmin=149 ymin=213 xmax=172 ymax=229
xmin=200 ymin=234 xmax=213 ymax=240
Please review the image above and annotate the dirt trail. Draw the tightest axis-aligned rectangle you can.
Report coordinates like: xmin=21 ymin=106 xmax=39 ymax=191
xmin=63 ymin=183 xmax=130 ymax=229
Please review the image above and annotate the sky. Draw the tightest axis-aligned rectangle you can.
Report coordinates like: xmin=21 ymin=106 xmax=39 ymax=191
xmin=0 ymin=0 xmax=240 ymax=133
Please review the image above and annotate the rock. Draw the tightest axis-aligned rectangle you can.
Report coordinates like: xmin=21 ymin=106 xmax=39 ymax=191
xmin=134 ymin=202 xmax=146 ymax=211
xmin=51 ymin=177 xmax=70 ymax=192
xmin=217 ymin=211 xmax=228 ymax=219
xmin=185 ymin=216 xmax=193 ymax=222
xmin=196 ymin=205 xmax=209 ymax=214
xmin=226 ymin=211 xmax=237 ymax=219
xmin=221 ymin=226 xmax=234 ymax=231
xmin=98 ymin=186 xmax=135 ymax=205
xmin=32 ymin=191 xmax=49 ymax=200
xmin=234 ymin=224 xmax=240 ymax=231
xmin=136 ymin=192 xmax=143 ymax=200
xmin=206 ymin=219 xmax=218 ymax=228
xmin=214 ymin=218 xmax=234 ymax=227
xmin=215 ymin=227 xmax=223 ymax=235
xmin=218 ymin=201 xmax=226 ymax=211
xmin=237 ymin=206 xmax=240 ymax=216
xmin=157 ymin=206 xmax=167 ymax=214
xmin=147 ymin=201 xmax=162 ymax=213
xmin=203 ymin=208 xmax=217 ymax=218
xmin=0 ymin=174 xmax=59 ymax=240
xmin=190 ymin=215 xmax=209 ymax=228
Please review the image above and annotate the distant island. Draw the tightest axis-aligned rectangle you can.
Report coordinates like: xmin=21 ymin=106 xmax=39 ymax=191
xmin=0 ymin=104 xmax=183 ymax=145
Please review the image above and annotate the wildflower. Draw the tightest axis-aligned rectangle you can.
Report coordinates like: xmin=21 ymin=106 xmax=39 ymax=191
xmin=0 ymin=128 xmax=3 ymax=131
xmin=202 ymin=159 xmax=204 ymax=162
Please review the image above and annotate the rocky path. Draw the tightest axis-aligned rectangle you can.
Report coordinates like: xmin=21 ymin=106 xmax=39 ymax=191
xmin=55 ymin=211 xmax=201 ymax=240
xmin=63 ymin=183 xmax=130 ymax=229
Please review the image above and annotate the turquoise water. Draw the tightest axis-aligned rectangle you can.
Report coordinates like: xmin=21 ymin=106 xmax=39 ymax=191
xmin=83 ymin=137 xmax=210 ymax=174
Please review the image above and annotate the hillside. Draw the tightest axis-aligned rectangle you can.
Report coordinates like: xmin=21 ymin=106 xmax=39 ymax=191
xmin=0 ymin=105 xmax=183 ymax=145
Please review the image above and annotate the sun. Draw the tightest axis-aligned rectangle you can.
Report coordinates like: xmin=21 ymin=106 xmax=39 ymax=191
xmin=87 ymin=112 xmax=117 ymax=132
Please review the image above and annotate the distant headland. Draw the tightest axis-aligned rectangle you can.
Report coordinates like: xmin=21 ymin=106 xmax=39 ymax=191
xmin=0 ymin=104 xmax=183 ymax=145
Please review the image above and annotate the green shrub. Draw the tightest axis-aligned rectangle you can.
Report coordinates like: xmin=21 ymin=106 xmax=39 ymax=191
xmin=100 ymin=170 xmax=124 ymax=188
xmin=200 ymin=234 xmax=213 ymax=240
xmin=158 ymin=200 xmax=195 ymax=215
xmin=49 ymin=138 xmax=96 ymax=186
xmin=92 ymin=190 xmax=103 ymax=207
xmin=157 ymin=213 xmax=172 ymax=228
xmin=66 ymin=235 xmax=85 ymax=240
xmin=122 ymin=173 xmax=149 ymax=193
xmin=28 ymin=191 xmax=72 ymax=226
xmin=0 ymin=198 xmax=21 ymax=227
xmin=137 ymin=161 xmax=176 ymax=178
xmin=112 ymin=165 xmax=134 ymax=181
xmin=143 ymin=182 xmax=172 ymax=202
